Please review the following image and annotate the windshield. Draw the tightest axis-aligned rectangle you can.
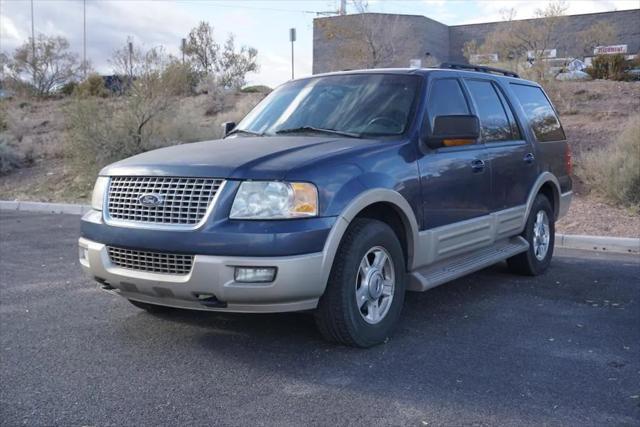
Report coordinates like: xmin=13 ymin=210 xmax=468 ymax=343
xmin=236 ymin=74 xmax=420 ymax=137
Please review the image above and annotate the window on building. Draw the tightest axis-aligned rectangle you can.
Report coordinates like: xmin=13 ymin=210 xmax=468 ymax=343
xmin=510 ymin=84 xmax=566 ymax=142
xmin=427 ymin=79 xmax=470 ymax=127
xmin=465 ymin=79 xmax=514 ymax=142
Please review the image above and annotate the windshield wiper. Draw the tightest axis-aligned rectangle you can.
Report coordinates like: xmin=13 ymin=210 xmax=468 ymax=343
xmin=275 ymin=126 xmax=361 ymax=138
xmin=225 ymin=128 xmax=264 ymax=137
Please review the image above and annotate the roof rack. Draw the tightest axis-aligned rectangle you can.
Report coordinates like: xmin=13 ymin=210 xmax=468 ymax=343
xmin=438 ymin=62 xmax=520 ymax=78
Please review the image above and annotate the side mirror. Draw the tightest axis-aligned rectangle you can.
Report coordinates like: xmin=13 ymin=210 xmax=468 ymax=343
xmin=222 ymin=121 xmax=236 ymax=137
xmin=425 ymin=115 xmax=480 ymax=149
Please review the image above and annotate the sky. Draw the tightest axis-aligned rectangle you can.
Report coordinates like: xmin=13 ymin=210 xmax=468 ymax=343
xmin=1 ymin=0 xmax=638 ymax=87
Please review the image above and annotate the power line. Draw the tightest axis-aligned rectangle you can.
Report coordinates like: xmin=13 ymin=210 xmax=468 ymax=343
xmin=194 ymin=1 xmax=337 ymax=15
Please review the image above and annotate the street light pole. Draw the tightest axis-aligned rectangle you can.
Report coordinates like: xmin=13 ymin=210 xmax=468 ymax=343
xmin=289 ymin=28 xmax=296 ymax=80
xmin=30 ymin=0 xmax=36 ymax=84
xmin=83 ymin=0 xmax=87 ymax=78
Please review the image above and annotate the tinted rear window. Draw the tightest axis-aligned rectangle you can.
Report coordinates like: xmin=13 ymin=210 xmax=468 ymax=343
xmin=510 ymin=84 xmax=565 ymax=142
xmin=466 ymin=80 xmax=513 ymax=142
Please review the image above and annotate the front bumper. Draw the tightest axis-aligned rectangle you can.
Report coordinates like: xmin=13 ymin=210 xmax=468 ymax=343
xmin=79 ymin=238 xmax=326 ymax=313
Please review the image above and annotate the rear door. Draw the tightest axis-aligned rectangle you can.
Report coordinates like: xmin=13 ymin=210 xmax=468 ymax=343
xmin=462 ymin=78 xmax=537 ymax=211
xmin=417 ymin=76 xmax=492 ymax=229
xmin=509 ymin=83 xmax=571 ymax=195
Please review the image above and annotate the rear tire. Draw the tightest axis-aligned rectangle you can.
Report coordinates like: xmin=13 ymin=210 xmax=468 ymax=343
xmin=128 ymin=299 xmax=173 ymax=313
xmin=507 ymin=194 xmax=555 ymax=276
xmin=315 ymin=218 xmax=406 ymax=348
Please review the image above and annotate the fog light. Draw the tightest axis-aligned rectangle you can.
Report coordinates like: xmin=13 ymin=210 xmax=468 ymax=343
xmin=234 ymin=267 xmax=277 ymax=283
xmin=79 ymin=247 xmax=89 ymax=261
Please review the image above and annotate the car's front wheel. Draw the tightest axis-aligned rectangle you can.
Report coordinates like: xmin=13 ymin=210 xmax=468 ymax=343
xmin=315 ymin=218 xmax=406 ymax=347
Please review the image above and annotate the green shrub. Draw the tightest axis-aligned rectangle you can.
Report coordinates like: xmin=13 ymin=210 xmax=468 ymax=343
xmin=240 ymin=85 xmax=271 ymax=93
xmin=585 ymin=54 xmax=634 ymax=81
xmin=60 ymin=81 xmax=78 ymax=96
xmin=578 ymin=114 xmax=640 ymax=208
xmin=0 ymin=138 xmax=21 ymax=175
xmin=75 ymin=74 xmax=109 ymax=98
xmin=162 ymin=61 xmax=199 ymax=96
xmin=65 ymin=97 xmax=143 ymax=182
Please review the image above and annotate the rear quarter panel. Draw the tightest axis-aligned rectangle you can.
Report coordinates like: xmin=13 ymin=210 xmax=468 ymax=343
xmin=503 ymin=81 xmax=572 ymax=194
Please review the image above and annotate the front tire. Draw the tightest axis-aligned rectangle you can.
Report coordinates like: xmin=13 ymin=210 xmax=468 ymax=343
xmin=315 ymin=218 xmax=406 ymax=347
xmin=507 ymin=194 xmax=555 ymax=276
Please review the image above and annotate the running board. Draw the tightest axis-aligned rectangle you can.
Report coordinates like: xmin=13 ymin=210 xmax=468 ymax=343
xmin=408 ymin=236 xmax=529 ymax=291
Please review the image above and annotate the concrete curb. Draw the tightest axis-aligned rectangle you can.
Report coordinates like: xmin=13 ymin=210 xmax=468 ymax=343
xmin=556 ymin=233 xmax=639 ymax=255
xmin=1 ymin=200 xmax=639 ymax=255
xmin=0 ymin=200 xmax=91 ymax=216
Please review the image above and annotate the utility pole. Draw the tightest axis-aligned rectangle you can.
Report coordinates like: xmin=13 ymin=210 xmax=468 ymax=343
xmin=289 ymin=28 xmax=296 ymax=80
xmin=83 ymin=0 xmax=87 ymax=78
xmin=30 ymin=0 xmax=36 ymax=84
xmin=128 ymin=40 xmax=133 ymax=78
xmin=339 ymin=0 xmax=347 ymax=15
xmin=181 ymin=38 xmax=186 ymax=64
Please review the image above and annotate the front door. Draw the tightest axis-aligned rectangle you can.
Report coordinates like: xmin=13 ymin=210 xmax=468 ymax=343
xmin=417 ymin=77 xmax=492 ymax=230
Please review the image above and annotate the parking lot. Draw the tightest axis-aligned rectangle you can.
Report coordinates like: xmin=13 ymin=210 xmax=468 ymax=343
xmin=1 ymin=210 xmax=638 ymax=426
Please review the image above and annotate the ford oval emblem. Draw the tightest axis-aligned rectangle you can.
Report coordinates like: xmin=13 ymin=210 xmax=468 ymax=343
xmin=138 ymin=193 xmax=164 ymax=207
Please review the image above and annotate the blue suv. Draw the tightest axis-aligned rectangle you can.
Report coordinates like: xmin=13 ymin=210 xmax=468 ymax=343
xmin=79 ymin=64 xmax=572 ymax=347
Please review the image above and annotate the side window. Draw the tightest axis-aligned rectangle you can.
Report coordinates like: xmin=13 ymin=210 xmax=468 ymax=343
xmin=465 ymin=79 xmax=513 ymax=142
xmin=494 ymin=84 xmax=522 ymax=140
xmin=427 ymin=79 xmax=469 ymax=127
xmin=510 ymin=84 xmax=566 ymax=142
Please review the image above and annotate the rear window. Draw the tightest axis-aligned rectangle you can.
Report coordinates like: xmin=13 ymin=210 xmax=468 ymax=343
xmin=465 ymin=80 xmax=513 ymax=142
xmin=510 ymin=84 xmax=565 ymax=142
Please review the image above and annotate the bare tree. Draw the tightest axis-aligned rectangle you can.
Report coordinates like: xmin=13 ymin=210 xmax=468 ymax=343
xmin=476 ymin=1 xmax=569 ymax=80
xmin=351 ymin=1 xmax=401 ymax=68
xmin=316 ymin=0 xmax=404 ymax=70
xmin=109 ymin=42 xmax=175 ymax=145
xmin=217 ymin=35 xmax=258 ymax=89
xmin=8 ymin=34 xmax=82 ymax=96
xmin=578 ymin=21 xmax=617 ymax=56
xmin=183 ymin=22 xmax=258 ymax=89
xmin=184 ymin=21 xmax=219 ymax=75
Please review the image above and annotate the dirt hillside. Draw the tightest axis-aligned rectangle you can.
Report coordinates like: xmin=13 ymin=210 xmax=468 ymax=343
xmin=1 ymin=81 xmax=638 ymax=237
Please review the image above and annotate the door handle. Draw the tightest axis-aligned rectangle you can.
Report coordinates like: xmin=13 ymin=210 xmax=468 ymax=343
xmin=523 ymin=153 xmax=535 ymax=164
xmin=470 ymin=159 xmax=485 ymax=173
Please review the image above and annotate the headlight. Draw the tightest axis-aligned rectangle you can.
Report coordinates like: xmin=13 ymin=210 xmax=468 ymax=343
xmin=91 ymin=176 xmax=109 ymax=211
xmin=230 ymin=181 xmax=318 ymax=219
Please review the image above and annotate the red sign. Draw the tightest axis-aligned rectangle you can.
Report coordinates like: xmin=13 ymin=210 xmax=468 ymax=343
xmin=594 ymin=45 xmax=628 ymax=55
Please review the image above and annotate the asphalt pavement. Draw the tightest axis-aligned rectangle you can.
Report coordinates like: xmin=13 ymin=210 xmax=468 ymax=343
xmin=1 ymin=211 xmax=639 ymax=426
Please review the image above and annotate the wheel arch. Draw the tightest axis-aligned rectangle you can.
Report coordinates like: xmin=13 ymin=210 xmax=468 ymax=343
xmin=525 ymin=172 xmax=561 ymax=222
xmin=319 ymin=189 xmax=419 ymax=289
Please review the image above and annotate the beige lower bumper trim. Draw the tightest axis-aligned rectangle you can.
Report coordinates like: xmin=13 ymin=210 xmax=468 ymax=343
xmin=79 ymin=238 xmax=325 ymax=313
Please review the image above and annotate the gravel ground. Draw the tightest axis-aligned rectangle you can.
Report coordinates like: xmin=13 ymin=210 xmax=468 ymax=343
xmin=557 ymin=195 xmax=640 ymax=238
xmin=1 ymin=211 xmax=639 ymax=426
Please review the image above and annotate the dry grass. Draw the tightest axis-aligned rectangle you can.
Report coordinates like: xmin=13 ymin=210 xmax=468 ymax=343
xmin=0 ymin=91 xmax=265 ymax=199
xmin=577 ymin=114 xmax=640 ymax=209
xmin=1 ymin=80 xmax=638 ymax=237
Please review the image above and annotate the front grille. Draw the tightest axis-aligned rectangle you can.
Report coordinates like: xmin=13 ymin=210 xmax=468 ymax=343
xmin=106 ymin=176 xmax=224 ymax=227
xmin=107 ymin=246 xmax=194 ymax=275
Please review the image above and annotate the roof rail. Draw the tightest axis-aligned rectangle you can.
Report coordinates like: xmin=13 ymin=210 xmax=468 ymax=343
xmin=438 ymin=62 xmax=520 ymax=78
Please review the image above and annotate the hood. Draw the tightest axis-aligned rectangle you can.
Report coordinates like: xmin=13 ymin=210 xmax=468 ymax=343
xmin=100 ymin=136 xmax=382 ymax=180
